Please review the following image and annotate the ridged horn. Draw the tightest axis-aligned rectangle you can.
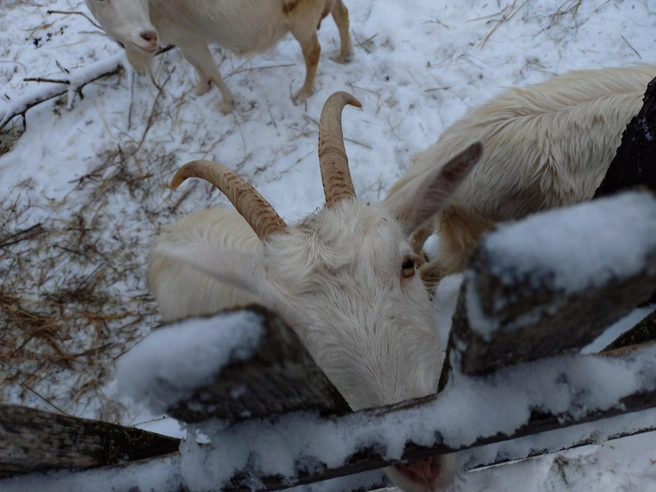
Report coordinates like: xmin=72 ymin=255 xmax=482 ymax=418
xmin=319 ymin=92 xmax=362 ymax=208
xmin=170 ymin=160 xmax=287 ymax=240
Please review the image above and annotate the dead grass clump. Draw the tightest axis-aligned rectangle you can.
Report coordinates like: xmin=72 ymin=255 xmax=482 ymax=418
xmin=0 ymin=119 xmax=26 ymax=157
xmin=0 ymin=143 xmax=190 ymax=420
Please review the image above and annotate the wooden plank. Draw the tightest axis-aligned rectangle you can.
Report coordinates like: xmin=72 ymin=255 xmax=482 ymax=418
xmin=461 ymin=414 xmax=656 ymax=472
xmin=173 ymin=344 xmax=656 ymax=490
xmin=442 ymin=191 xmax=656 ymax=377
xmin=162 ymin=306 xmax=352 ymax=424
xmin=0 ymin=404 xmax=180 ymax=478
xmin=4 ymin=344 xmax=655 ymax=492
xmin=603 ymin=308 xmax=656 ymax=351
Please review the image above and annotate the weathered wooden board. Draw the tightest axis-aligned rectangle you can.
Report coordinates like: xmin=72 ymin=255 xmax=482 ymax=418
xmin=0 ymin=404 xmax=179 ymax=478
xmin=163 ymin=305 xmax=352 ymax=424
xmin=603 ymin=308 xmax=656 ymax=351
xmin=3 ymin=342 xmax=655 ymax=491
xmin=442 ymin=191 xmax=656 ymax=377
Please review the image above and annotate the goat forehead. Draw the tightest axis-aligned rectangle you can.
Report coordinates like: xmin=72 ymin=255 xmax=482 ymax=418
xmin=296 ymin=201 xmax=408 ymax=268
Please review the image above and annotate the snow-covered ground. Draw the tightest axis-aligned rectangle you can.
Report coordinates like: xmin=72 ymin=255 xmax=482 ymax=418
xmin=1 ymin=0 xmax=656 ymax=490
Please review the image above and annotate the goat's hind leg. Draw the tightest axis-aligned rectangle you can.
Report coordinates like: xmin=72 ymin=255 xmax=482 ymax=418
xmin=289 ymin=31 xmax=321 ymax=105
xmin=178 ymin=42 xmax=235 ymax=113
xmin=288 ymin=2 xmax=325 ymax=105
xmin=330 ymin=0 xmax=353 ymax=63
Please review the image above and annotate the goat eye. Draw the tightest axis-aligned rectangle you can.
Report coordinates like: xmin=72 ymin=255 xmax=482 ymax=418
xmin=401 ymin=257 xmax=415 ymax=278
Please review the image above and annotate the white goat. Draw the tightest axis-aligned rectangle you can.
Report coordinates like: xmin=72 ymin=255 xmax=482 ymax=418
xmin=149 ymin=92 xmax=483 ymax=492
xmin=84 ymin=0 xmax=353 ymax=113
xmin=386 ymin=64 xmax=656 ymax=289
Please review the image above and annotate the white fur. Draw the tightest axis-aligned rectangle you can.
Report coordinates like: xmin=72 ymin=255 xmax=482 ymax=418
xmin=387 ymin=65 xmax=656 ymax=285
xmin=84 ymin=0 xmax=353 ymax=112
xmin=148 ymin=145 xmax=481 ymax=492
xmin=148 ymin=208 xmax=261 ymax=322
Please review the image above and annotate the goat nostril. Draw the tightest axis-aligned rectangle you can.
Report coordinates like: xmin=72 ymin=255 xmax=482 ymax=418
xmin=140 ymin=31 xmax=158 ymax=43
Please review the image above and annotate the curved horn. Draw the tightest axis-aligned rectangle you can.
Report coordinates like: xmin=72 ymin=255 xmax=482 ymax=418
xmin=319 ymin=92 xmax=362 ymax=208
xmin=170 ymin=160 xmax=287 ymax=240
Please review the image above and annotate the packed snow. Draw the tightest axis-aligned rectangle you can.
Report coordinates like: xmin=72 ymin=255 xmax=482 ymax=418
xmin=2 ymin=0 xmax=656 ymax=491
xmin=465 ymin=191 xmax=656 ymax=338
xmin=483 ymin=191 xmax=656 ymax=295
xmin=117 ymin=310 xmax=264 ymax=414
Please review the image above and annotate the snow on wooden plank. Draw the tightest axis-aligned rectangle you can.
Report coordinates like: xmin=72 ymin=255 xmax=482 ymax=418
xmin=117 ymin=306 xmax=351 ymax=424
xmin=0 ymin=404 xmax=179 ymax=478
xmin=449 ymin=190 xmax=656 ymax=376
xmin=459 ymin=407 xmax=656 ymax=472
xmin=3 ymin=344 xmax=655 ymax=492
xmin=113 ymin=294 xmax=656 ymax=491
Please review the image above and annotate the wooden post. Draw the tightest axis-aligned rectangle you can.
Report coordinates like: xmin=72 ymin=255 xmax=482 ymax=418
xmin=594 ymin=76 xmax=656 ymax=197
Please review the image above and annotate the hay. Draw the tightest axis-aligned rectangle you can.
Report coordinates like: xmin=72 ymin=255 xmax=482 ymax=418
xmin=0 ymin=140 xmax=197 ymax=420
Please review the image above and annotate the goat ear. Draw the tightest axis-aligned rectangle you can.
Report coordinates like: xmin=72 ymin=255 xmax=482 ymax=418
xmin=154 ymin=241 xmax=262 ymax=295
xmin=385 ymin=142 xmax=482 ymax=235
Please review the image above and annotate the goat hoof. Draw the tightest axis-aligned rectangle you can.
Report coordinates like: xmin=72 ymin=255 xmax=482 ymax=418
xmin=292 ymin=89 xmax=312 ymax=106
xmin=220 ymin=99 xmax=235 ymax=114
xmin=194 ymin=80 xmax=212 ymax=96
xmin=331 ymin=51 xmax=353 ymax=64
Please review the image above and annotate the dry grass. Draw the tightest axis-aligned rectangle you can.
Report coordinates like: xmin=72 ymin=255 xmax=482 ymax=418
xmin=0 ymin=140 xmax=189 ymax=420
xmin=0 ymin=120 xmax=26 ymax=157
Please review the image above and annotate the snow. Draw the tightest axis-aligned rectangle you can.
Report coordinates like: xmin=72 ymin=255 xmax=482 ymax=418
xmin=465 ymin=191 xmax=656 ymax=338
xmin=2 ymin=0 xmax=656 ymax=491
xmin=4 ymin=347 xmax=656 ymax=492
xmin=116 ymin=310 xmax=265 ymax=414
xmin=113 ymin=305 xmax=656 ymax=491
xmin=483 ymin=192 xmax=656 ymax=295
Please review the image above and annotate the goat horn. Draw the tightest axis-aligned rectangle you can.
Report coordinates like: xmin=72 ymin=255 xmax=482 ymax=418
xmin=319 ymin=91 xmax=362 ymax=208
xmin=170 ymin=160 xmax=287 ymax=240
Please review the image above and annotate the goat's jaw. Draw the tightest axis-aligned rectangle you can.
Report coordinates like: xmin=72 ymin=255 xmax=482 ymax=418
xmin=385 ymin=455 xmax=455 ymax=492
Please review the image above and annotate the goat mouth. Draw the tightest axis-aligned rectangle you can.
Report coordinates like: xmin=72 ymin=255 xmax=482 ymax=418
xmin=136 ymin=44 xmax=159 ymax=54
xmin=394 ymin=464 xmax=439 ymax=492
xmin=385 ymin=456 xmax=452 ymax=492
xmin=130 ymin=41 xmax=159 ymax=55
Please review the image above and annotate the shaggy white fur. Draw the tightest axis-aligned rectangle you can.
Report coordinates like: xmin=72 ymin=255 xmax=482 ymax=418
xmin=387 ymin=64 xmax=656 ymax=286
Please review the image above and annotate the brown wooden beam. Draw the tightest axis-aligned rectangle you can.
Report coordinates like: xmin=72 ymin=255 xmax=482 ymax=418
xmin=442 ymin=192 xmax=656 ymax=377
xmin=0 ymin=404 xmax=180 ymax=478
xmin=603 ymin=308 xmax=656 ymax=351
xmin=164 ymin=305 xmax=351 ymax=424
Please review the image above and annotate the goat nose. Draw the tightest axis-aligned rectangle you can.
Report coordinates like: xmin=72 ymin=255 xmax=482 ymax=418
xmin=140 ymin=31 xmax=158 ymax=44
xmin=393 ymin=456 xmax=445 ymax=492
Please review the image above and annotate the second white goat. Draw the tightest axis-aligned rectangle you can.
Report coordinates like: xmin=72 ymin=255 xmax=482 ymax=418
xmin=84 ymin=0 xmax=353 ymax=112
xmin=150 ymin=92 xmax=483 ymax=492
xmin=386 ymin=64 xmax=656 ymax=288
